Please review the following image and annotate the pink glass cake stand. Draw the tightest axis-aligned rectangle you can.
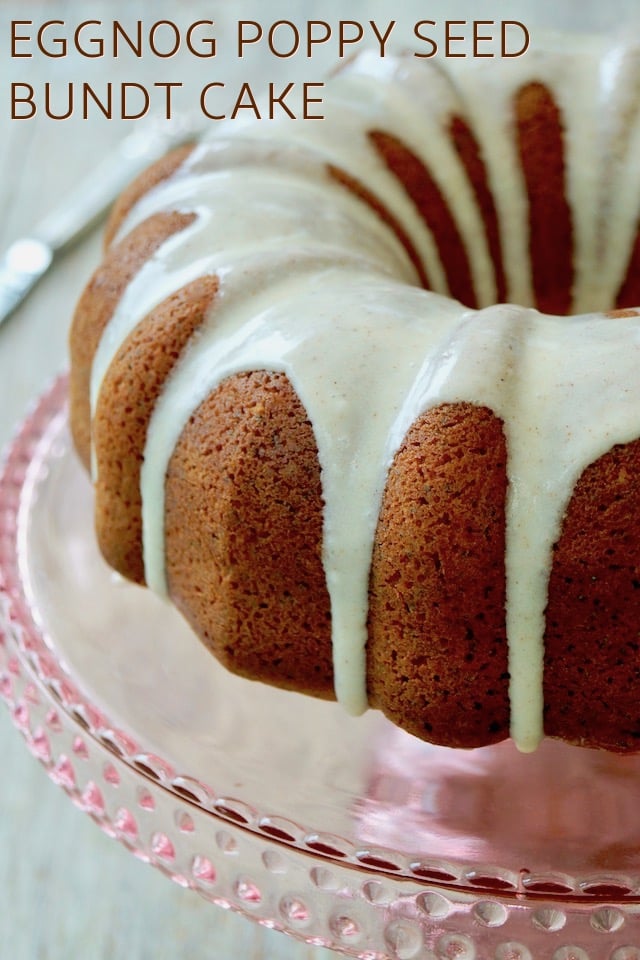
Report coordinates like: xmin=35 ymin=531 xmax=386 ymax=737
xmin=3 ymin=377 xmax=640 ymax=960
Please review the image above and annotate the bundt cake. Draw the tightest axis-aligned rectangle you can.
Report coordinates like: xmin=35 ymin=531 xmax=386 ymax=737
xmin=69 ymin=38 xmax=640 ymax=754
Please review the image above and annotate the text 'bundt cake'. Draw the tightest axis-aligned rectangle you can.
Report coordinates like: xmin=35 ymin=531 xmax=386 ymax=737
xmin=69 ymin=36 xmax=640 ymax=754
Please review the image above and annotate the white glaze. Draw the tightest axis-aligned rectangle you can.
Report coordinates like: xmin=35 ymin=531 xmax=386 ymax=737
xmin=89 ymin=41 xmax=640 ymax=751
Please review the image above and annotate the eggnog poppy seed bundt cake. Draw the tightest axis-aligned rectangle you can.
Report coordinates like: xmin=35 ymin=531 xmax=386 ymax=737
xmin=69 ymin=38 xmax=640 ymax=754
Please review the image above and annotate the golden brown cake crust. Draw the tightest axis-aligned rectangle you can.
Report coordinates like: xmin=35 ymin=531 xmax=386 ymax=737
xmin=616 ymin=236 xmax=640 ymax=308
xmin=367 ymin=402 xmax=510 ymax=748
xmin=370 ymin=130 xmax=478 ymax=309
xmin=544 ymin=437 xmax=640 ymax=751
xmin=164 ymin=370 xmax=335 ymax=698
xmin=449 ymin=115 xmax=508 ymax=304
xmin=104 ymin=144 xmax=195 ymax=249
xmin=93 ymin=276 xmax=219 ymax=584
xmin=516 ymin=82 xmax=573 ymax=315
xmin=69 ymin=211 xmax=196 ymax=471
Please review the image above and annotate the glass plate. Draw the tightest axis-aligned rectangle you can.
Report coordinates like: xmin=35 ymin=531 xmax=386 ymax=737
xmin=2 ymin=376 xmax=640 ymax=960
